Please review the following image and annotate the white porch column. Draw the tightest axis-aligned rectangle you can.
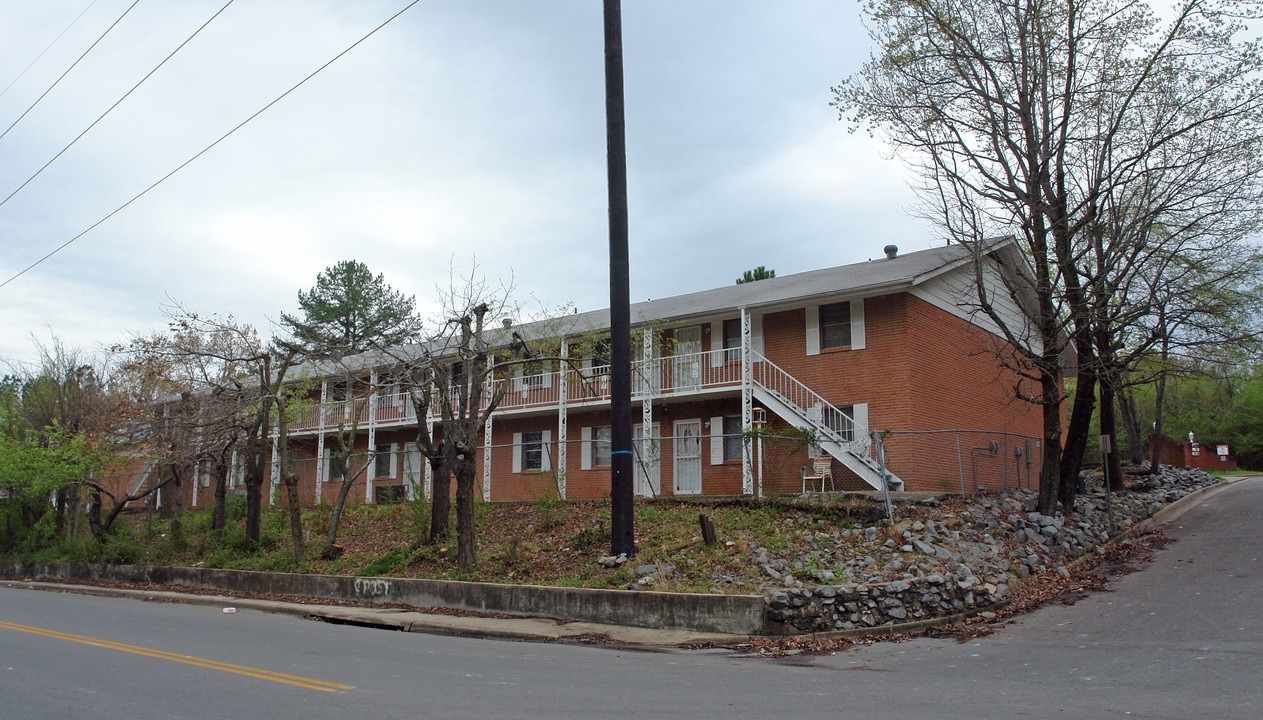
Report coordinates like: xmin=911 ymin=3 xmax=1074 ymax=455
xmin=557 ymin=339 xmax=568 ymax=499
xmin=425 ymin=418 xmax=435 ymax=500
xmin=641 ymin=330 xmax=654 ymax=490
xmin=366 ymin=369 xmax=377 ymax=504
xmin=741 ymin=306 xmax=754 ymax=495
xmin=270 ymin=434 xmax=280 ymax=505
xmin=316 ymin=379 xmax=328 ymax=503
xmin=482 ymin=413 xmax=493 ymax=502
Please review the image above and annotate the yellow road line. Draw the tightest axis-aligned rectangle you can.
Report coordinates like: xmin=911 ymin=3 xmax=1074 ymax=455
xmin=0 ymin=620 xmax=353 ymax=693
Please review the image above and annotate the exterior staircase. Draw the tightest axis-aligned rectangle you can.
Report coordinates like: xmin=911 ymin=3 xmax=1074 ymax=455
xmin=750 ymin=351 xmax=903 ymax=492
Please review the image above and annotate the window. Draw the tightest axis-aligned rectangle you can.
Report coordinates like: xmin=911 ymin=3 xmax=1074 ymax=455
xmin=523 ymin=431 xmax=544 ymax=471
xmin=722 ymin=319 xmax=742 ymax=361
xmin=819 ymin=301 xmax=851 ymax=349
xmin=593 ymin=426 xmax=612 ymax=467
xmin=374 ymin=444 xmax=393 ymax=478
xmin=328 ymin=380 xmax=348 ymax=401
xmin=325 ymin=448 xmax=346 ymax=482
xmin=402 ymin=443 xmax=423 ymax=489
xmin=829 ymin=405 xmax=856 ymax=443
xmin=590 ymin=337 xmax=611 ymax=372
xmin=723 ymin=416 xmax=743 ymax=461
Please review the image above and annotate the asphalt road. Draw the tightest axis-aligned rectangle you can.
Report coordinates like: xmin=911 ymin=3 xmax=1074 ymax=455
xmin=1 ymin=477 xmax=1258 ymax=719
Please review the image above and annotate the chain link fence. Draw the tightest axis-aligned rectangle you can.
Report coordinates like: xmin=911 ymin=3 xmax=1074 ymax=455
xmin=879 ymin=430 xmax=1043 ymax=494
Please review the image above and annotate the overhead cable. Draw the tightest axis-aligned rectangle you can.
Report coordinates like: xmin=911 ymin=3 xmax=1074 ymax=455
xmin=0 ymin=0 xmax=140 ymax=143
xmin=0 ymin=0 xmax=101 ymax=101
xmin=0 ymin=0 xmax=238 ymax=210
xmin=0 ymin=0 xmax=422 ymax=291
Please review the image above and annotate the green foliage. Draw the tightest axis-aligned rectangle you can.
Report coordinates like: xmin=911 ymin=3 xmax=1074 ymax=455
xmin=358 ymin=547 xmax=413 ymax=576
xmin=1120 ymin=364 xmax=1263 ymax=469
xmin=736 ymin=266 xmax=775 ymax=284
xmin=280 ymin=259 xmax=423 ymax=356
xmin=408 ymin=494 xmax=431 ymax=546
xmin=0 ymin=427 xmax=110 ymax=550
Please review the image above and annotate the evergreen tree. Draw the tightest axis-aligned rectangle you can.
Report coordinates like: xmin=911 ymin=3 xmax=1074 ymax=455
xmin=281 ymin=260 xmax=423 ymax=355
xmin=736 ymin=266 xmax=775 ymax=284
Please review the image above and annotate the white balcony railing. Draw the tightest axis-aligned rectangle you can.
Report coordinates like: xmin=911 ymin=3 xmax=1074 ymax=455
xmin=287 ymin=347 xmax=855 ymax=438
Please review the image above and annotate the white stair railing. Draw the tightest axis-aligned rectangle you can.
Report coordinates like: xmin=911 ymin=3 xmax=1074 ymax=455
xmin=749 ymin=351 xmax=860 ymax=449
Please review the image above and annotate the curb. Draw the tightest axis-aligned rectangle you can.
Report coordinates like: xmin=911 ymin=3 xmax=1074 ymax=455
xmin=1 ymin=579 xmax=748 ymax=649
xmin=7 ymin=476 xmax=1252 ymax=649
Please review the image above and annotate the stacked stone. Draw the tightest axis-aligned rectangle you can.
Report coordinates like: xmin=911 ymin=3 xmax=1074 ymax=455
xmin=753 ymin=465 xmax=1220 ymax=632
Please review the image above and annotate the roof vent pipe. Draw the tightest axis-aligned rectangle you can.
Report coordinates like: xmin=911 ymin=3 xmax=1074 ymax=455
xmin=501 ymin=318 xmax=513 ymax=329
xmin=884 ymin=244 xmax=899 ymax=259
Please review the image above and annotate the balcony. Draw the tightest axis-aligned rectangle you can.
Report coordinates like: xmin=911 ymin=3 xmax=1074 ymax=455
xmin=288 ymin=348 xmax=748 ymax=434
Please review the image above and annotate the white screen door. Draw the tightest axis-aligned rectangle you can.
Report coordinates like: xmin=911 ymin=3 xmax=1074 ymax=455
xmin=673 ymin=419 xmax=702 ymax=494
xmin=671 ymin=326 xmax=701 ymax=392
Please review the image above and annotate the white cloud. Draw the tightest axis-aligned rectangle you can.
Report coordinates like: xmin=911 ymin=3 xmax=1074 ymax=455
xmin=0 ymin=0 xmax=926 ymax=368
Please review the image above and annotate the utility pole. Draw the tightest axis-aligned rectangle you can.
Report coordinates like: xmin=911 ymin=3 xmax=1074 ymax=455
xmin=604 ymin=0 xmax=634 ymax=557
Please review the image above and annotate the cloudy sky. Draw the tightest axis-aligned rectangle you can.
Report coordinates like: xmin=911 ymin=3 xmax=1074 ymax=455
xmin=0 ymin=0 xmax=930 ymax=368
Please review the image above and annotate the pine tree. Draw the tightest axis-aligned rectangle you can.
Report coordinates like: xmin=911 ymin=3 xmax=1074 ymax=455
xmin=736 ymin=266 xmax=775 ymax=284
xmin=281 ymin=260 xmax=423 ymax=356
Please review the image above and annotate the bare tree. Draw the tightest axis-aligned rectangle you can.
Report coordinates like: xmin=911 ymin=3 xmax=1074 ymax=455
xmin=389 ymin=269 xmax=532 ymax=571
xmin=834 ymin=0 xmax=1263 ymax=513
xmin=128 ymin=308 xmax=300 ymax=554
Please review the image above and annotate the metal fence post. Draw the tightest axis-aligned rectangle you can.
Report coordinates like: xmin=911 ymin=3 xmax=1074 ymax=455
xmin=955 ymin=431 xmax=965 ymax=497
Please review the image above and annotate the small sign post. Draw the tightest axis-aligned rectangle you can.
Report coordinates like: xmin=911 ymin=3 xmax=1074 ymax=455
xmin=1099 ymin=435 xmax=1115 ymax=535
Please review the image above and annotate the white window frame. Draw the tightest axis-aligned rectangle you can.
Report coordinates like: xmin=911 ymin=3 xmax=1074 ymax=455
xmin=374 ymin=442 xmax=398 ymax=479
xmin=513 ymin=430 xmax=553 ymax=473
xmin=807 ymin=298 xmax=865 ymax=355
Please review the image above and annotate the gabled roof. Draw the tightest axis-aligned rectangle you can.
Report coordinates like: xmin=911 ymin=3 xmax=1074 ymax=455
xmin=501 ymin=239 xmax=1015 ymax=340
xmin=304 ymin=238 xmax=1022 ymax=374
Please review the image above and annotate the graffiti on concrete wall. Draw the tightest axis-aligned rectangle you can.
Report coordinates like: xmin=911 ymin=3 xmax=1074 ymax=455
xmin=354 ymin=578 xmax=392 ymax=598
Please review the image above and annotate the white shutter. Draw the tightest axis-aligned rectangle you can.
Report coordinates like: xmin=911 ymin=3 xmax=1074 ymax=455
xmin=710 ymin=416 xmax=724 ymax=465
xmin=512 ymin=432 xmax=523 ymax=473
xmin=710 ymin=321 xmax=724 ymax=367
xmin=542 ymin=430 xmax=553 ymax=471
xmin=581 ymin=426 xmax=593 ymax=470
xmin=805 ymin=305 xmax=820 ymax=356
xmin=751 ymin=312 xmax=764 ymax=354
xmin=851 ymin=298 xmax=866 ymax=350
xmin=389 ymin=443 xmax=399 ymax=477
xmin=852 ymin=403 xmax=869 ymax=437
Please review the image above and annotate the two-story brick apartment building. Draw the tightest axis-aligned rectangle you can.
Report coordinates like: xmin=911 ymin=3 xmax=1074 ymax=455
xmin=172 ymin=239 xmax=1046 ymax=510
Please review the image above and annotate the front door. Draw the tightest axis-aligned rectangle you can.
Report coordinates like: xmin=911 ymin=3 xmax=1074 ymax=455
xmin=633 ymin=423 xmax=661 ymax=497
xmin=671 ymin=326 xmax=702 ymax=392
xmin=673 ymin=419 xmax=702 ymax=495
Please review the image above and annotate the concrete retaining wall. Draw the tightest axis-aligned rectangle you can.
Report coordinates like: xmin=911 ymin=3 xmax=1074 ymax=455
xmin=1 ymin=562 xmax=767 ymax=635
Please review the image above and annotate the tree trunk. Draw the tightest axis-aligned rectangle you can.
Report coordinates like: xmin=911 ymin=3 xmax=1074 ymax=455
xmin=1151 ymin=368 xmax=1169 ymax=474
xmin=285 ymin=473 xmax=305 ymax=561
xmin=244 ymin=469 xmax=263 ymax=552
xmin=1099 ymin=376 xmax=1125 ymax=491
xmin=454 ymin=456 xmax=477 ymax=573
xmin=88 ymin=489 xmax=104 ymax=542
xmin=1117 ymin=386 xmax=1146 ymax=465
xmin=211 ymin=458 xmax=228 ymax=539
xmin=322 ymin=468 xmax=362 ymax=561
xmin=1036 ymin=371 xmax=1063 ymax=516
xmin=1059 ymin=366 xmax=1097 ymax=513
xmin=429 ymin=454 xmax=452 ymax=543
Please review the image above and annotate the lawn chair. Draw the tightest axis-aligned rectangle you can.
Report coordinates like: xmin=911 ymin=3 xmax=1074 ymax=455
xmin=802 ymin=456 xmax=834 ymax=493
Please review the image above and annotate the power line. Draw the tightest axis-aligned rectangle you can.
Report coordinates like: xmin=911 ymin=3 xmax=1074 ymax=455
xmin=0 ymin=0 xmax=422 ymax=291
xmin=0 ymin=0 xmax=238 ymax=210
xmin=0 ymin=0 xmax=101 ymax=101
xmin=0 ymin=0 xmax=140 ymax=143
